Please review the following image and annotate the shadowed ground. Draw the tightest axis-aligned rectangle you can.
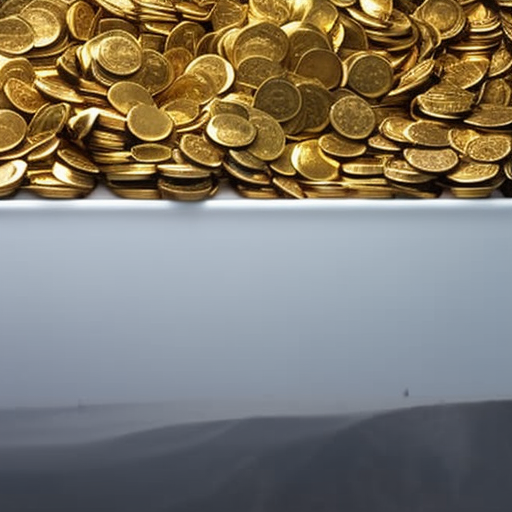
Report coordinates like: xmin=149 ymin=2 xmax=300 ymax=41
xmin=1 ymin=401 xmax=511 ymax=512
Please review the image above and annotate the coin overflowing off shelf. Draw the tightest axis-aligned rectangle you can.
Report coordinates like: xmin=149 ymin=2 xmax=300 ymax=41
xmin=0 ymin=0 xmax=511 ymax=199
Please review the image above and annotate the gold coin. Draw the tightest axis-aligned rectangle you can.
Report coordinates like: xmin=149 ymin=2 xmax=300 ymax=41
xmin=57 ymin=147 xmax=100 ymax=174
xmin=158 ymin=163 xmax=212 ymax=179
xmin=285 ymin=25 xmax=331 ymax=70
xmin=165 ymin=21 xmax=205 ymax=55
xmin=3 ymin=77 xmax=46 ymax=114
xmin=479 ymin=79 xmax=511 ymax=106
xmin=379 ymin=116 xmax=413 ymax=143
xmin=0 ymin=159 xmax=26 ymax=194
xmin=184 ymin=54 xmax=234 ymax=95
xmin=34 ymin=77 xmax=85 ymax=105
xmin=0 ymin=109 xmax=27 ymax=153
xmin=161 ymin=98 xmax=200 ymax=127
xmin=163 ymin=47 xmax=194 ymax=78
xmin=291 ymin=139 xmax=340 ymax=181
xmin=131 ymin=143 xmax=173 ymax=163
xmin=162 ymin=72 xmax=215 ymax=105
xmin=19 ymin=7 xmax=61 ymax=48
xmin=0 ymin=16 xmax=34 ymax=56
xmin=446 ymin=162 xmax=500 ymax=185
xmin=403 ymin=147 xmax=459 ymax=174
xmin=228 ymin=149 xmax=268 ymax=172
xmin=448 ymin=128 xmax=480 ymax=154
xmin=384 ymin=159 xmax=435 ymax=184
xmin=442 ymin=60 xmax=488 ymax=90
xmin=466 ymin=135 xmax=512 ymax=162
xmin=66 ymin=0 xmax=95 ymax=42
xmin=127 ymin=104 xmax=173 ymax=142
xmin=206 ymin=113 xmax=257 ymax=147
xmin=209 ymin=97 xmax=250 ymax=118
xmin=269 ymin=143 xmax=297 ymax=176
xmin=294 ymin=49 xmax=342 ymax=90
xmin=235 ymin=184 xmax=280 ymax=199
xmin=389 ymin=59 xmax=435 ymax=97
xmin=211 ymin=0 xmax=248 ymax=31
xmin=223 ymin=158 xmax=271 ymax=185
xmin=342 ymin=157 xmax=386 ymax=177
xmin=359 ymin=0 xmax=392 ymax=21
xmin=180 ymin=133 xmax=223 ymax=168
xmin=404 ymin=121 xmax=450 ymax=147
xmin=233 ymin=22 xmax=288 ymax=66
xmin=247 ymin=109 xmax=286 ymax=161
xmin=367 ymin=134 xmax=401 ymax=152
xmin=52 ymin=161 xmax=96 ymax=190
xmin=107 ymin=81 xmax=154 ymax=115
xmin=236 ymin=56 xmax=284 ymax=89
xmin=129 ymin=49 xmax=173 ymax=95
xmin=414 ymin=0 xmax=465 ymax=40
xmin=346 ymin=53 xmax=393 ymax=98
xmin=272 ymin=176 xmax=306 ymax=198
xmin=249 ymin=0 xmax=289 ymax=25
xmin=464 ymin=106 xmax=512 ymax=128
xmin=97 ymin=32 xmax=142 ymax=76
xmin=417 ymin=82 xmax=475 ymax=118
xmin=330 ymin=94 xmax=375 ymax=140
xmin=319 ymin=132 xmax=366 ymax=158
xmin=253 ymin=78 xmax=301 ymax=122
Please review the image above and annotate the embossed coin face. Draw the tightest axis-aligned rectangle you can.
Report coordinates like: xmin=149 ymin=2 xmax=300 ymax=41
xmin=0 ymin=109 xmax=27 ymax=153
xmin=108 ymin=81 xmax=154 ymax=115
xmin=237 ymin=56 xmax=284 ymax=89
xmin=19 ymin=7 xmax=61 ymax=48
xmin=247 ymin=109 xmax=286 ymax=161
xmin=403 ymin=147 xmax=459 ymax=173
xmin=130 ymin=143 xmax=173 ymax=163
xmin=206 ymin=113 xmax=257 ymax=147
xmin=446 ymin=162 xmax=500 ymax=184
xmin=466 ymin=135 xmax=512 ymax=162
xmin=448 ymin=128 xmax=480 ymax=154
xmin=415 ymin=0 xmax=465 ymax=40
xmin=127 ymin=104 xmax=174 ymax=141
xmin=130 ymin=49 xmax=173 ymax=96
xmin=0 ymin=16 xmax=34 ymax=55
xmin=291 ymin=139 xmax=340 ymax=181
xmin=330 ymin=94 xmax=376 ymax=140
xmin=347 ymin=53 xmax=393 ymax=98
xmin=66 ymin=0 xmax=95 ymax=42
xmin=253 ymin=78 xmax=301 ymax=122
xmin=180 ymin=133 xmax=223 ymax=167
xmin=161 ymin=98 xmax=200 ymax=127
xmin=295 ymin=49 xmax=342 ymax=90
xmin=233 ymin=22 xmax=288 ymax=66
xmin=404 ymin=121 xmax=450 ymax=147
xmin=97 ymin=33 xmax=142 ymax=76
xmin=185 ymin=54 xmax=234 ymax=95
xmin=57 ymin=148 xmax=100 ymax=174
xmin=4 ymin=77 xmax=46 ymax=114
xmin=319 ymin=132 xmax=366 ymax=159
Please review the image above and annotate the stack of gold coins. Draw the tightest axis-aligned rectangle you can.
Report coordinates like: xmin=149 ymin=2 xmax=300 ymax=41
xmin=1 ymin=0 xmax=512 ymax=199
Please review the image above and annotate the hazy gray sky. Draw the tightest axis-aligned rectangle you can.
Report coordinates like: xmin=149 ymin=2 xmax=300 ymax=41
xmin=1 ymin=201 xmax=512 ymax=409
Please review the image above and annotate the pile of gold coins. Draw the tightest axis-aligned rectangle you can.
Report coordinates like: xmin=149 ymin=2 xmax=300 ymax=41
xmin=1 ymin=0 xmax=512 ymax=199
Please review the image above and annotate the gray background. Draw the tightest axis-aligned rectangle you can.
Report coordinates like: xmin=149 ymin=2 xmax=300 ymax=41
xmin=1 ymin=193 xmax=511 ymax=413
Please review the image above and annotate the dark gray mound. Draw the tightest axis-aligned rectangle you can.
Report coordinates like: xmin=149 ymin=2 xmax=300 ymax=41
xmin=1 ymin=401 xmax=511 ymax=512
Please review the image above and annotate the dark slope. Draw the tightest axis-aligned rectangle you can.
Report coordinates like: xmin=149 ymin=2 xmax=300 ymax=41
xmin=181 ymin=400 xmax=512 ymax=512
xmin=0 ymin=414 xmax=353 ymax=512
